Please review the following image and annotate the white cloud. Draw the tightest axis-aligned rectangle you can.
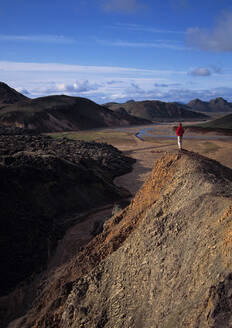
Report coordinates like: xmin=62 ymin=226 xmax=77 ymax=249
xmin=106 ymin=80 xmax=123 ymax=85
xmin=13 ymin=82 xmax=232 ymax=104
xmin=108 ymin=23 xmax=184 ymax=34
xmin=102 ymin=0 xmax=145 ymax=13
xmin=107 ymin=85 xmax=232 ymax=103
xmin=1 ymin=60 xmax=232 ymax=103
xmin=189 ymin=66 xmax=224 ymax=77
xmin=186 ymin=11 xmax=232 ymax=52
xmin=190 ymin=67 xmax=211 ymax=77
xmin=98 ymin=81 xmax=232 ymax=103
xmin=0 ymin=61 xmax=184 ymax=76
xmin=212 ymin=87 xmax=232 ymax=101
xmin=97 ymin=39 xmax=186 ymax=50
xmin=160 ymin=88 xmax=213 ymax=102
xmin=46 ymin=80 xmax=101 ymax=94
xmin=0 ymin=34 xmax=76 ymax=44
xmin=154 ymin=83 xmax=182 ymax=87
xmin=96 ymin=80 xmax=211 ymax=103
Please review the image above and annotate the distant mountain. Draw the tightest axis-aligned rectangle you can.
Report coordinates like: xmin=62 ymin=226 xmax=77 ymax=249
xmin=126 ymin=99 xmax=135 ymax=103
xmin=187 ymin=97 xmax=232 ymax=112
xmin=187 ymin=98 xmax=210 ymax=112
xmin=209 ymin=97 xmax=232 ymax=111
xmin=0 ymin=82 xmax=28 ymax=106
xmin=105 ymin=100 xmax=208 ymax=121
xmin=0 ymin=91 xmax=150 ymax=132
xmin=106 ymin=106 xmax=150 ymax=125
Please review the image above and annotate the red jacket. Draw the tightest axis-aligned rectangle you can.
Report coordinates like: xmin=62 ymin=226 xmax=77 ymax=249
xmin=176 ymin=125 xmax=184 ymax=136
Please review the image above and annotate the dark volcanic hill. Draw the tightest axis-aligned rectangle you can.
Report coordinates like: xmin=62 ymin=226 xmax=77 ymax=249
xmin=0 ymin=82 xmax=28 ymax=107
xmin=3 ymin=151 xmax=232 ymax=328
xmin=0 ymin=134 xmax=135 ymax=300
xmin=105 ymin=100 xmax=208 ymax=121
xmin=0 ymin=92 xmax=150 ymax=132
xmin=187 ymin=97 xmax=232 ymax=112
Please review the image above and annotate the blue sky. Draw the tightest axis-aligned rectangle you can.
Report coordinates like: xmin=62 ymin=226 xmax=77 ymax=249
xmin=1 ymin=0 xmax=232 ymax=103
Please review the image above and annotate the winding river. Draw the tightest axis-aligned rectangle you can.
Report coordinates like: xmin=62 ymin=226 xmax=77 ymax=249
xmin=133 ymin=124 xmax=232 ymax=141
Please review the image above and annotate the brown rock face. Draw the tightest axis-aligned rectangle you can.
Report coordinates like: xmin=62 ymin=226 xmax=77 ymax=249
xmin=3 ymin=151 xmax=232 ymax=328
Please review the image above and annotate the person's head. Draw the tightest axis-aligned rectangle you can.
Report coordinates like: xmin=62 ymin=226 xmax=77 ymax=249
xmin=179 ymin=122 xmax=182 ymax=126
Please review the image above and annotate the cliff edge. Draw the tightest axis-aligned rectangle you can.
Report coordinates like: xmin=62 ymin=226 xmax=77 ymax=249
xmin=3 ymin=151 xmax=232 ymax=328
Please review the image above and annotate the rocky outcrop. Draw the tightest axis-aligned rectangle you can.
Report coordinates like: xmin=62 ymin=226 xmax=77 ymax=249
xmin=4 ymin=151 xmax=232 ymax=328
xmin=0 ymin=134 xmax=134 ymax=301
xmin=60 ymin=152 xmax=232 ymax=328
xmin=0 ymin=126 xmax=37 ymax=135
xmin=0 ymin=134 xmax=135 ymax=179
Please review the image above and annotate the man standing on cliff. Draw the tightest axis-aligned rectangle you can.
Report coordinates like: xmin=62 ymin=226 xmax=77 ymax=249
xmin=176 ymin=122 xmax=184 ymax=151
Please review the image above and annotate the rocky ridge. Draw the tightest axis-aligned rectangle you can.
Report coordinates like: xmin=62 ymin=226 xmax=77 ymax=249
xmin=4 ymin=151 xmax=232 ymax=328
